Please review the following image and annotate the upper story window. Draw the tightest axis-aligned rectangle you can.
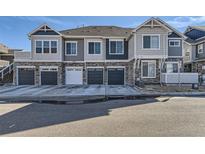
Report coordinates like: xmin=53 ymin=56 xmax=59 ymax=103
xmin=88 ymin=42 xmax=101 ymax=54
xmin=143 ymin=35 xmax=160 ymax=49
xmin=35 ymin=40 xmax=58 ymax=54
xmin=36 ymin=41 xmax=42 ymax=53
xmin=66 ymin=41 xmax=77 ymax=55
xmin=43 ymin=41 xmax=49 ymax=53
xmin=197 ymin=44 xmax=203 ymax=54
xmin=169 ymin=40 xmax=180 ymax=47
xmin=109 ymin=40 xmax=124 ymax=54
xmin=51 ymin=41 xmax=57 ymax=53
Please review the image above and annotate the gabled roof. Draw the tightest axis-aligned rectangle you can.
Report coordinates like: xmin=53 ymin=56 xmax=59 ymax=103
xmin=28 ymin=24 xmax=62 ymax=37
xmin=133 ymin=17 xmax=186 ymax=38
xmin=60 ymin=26 xmax=133 ymax=37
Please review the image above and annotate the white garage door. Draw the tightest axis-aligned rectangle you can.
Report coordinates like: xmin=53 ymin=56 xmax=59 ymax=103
xmin=66 ymin=67 xmax=83 ymax=85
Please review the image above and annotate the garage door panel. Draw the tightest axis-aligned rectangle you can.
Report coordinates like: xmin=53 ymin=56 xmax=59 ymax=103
xmin=18 ymin=68 xmax=35 ymax=85
xmin=108 ymin=68 xmax=124 ymax=85
xmin=41 ymin=71 xmax=57 ymax=85
xmin=87 ymin=68 xmax=103 ymax=84
xmin=66 ymin=67 xmax=83 ymax=85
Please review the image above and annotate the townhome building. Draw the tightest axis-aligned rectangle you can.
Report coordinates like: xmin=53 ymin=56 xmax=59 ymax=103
xmin=184 ymin=26 xmax=205 ymax=83
xmin=14 ymin=17 xmax=185 ymax=86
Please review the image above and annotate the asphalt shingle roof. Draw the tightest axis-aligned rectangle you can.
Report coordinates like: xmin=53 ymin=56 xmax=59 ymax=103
xmin=60 ymin=26 xmax=134 ymax=37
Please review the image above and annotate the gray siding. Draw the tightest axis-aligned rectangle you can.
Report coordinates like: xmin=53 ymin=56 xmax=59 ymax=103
xmin=63 ymin=38 xmax=84 ymax=61
xmin=168 ymin=39 xmax=182 ymax=57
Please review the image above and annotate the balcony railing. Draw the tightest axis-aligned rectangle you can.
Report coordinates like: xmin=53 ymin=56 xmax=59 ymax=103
xmin=161 ymin=73 xmax=199 ymax=84
xmin=14 ymin=51 xmax=31 ymax=60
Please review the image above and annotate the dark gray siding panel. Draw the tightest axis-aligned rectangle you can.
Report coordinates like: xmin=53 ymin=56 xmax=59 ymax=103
xmin=64 ymin=38 xmax=84 ymax=61
xmin=18 ymin=68 xmax=35 ymax=85
xmin=41 ymin=72 xmax=57 ymax=85
xmin=87 ymin=68 xmax=103 ymax=84
xmin=108 ymin=68 xmax=124 ymax=85
xmin=106 ymin=39 xmax=128 ymax=60
xmin=168 ymin=39 xmax=182 ymax=57
xmin=32 ymin=30 xmax=59 ymax=35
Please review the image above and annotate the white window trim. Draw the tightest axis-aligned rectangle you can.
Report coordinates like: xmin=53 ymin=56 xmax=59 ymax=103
xmin=87 ymin=41 xmax=102 ymax=55
xmin=39 ymin=66 xmax=58 ymax=71
xmin=197 ymin=44 xmax=203 ymax=54
xmin=65 ymin=41 xmax=78 ymax=56
xmin=35 ymin=40 xmax=58 ymax=54
xmin=142 ymin=34 xmax=160 ymax=50
xmin=169 ymin=40 xmax=180 ymax=47
xmin=109 ymin=39 xmax=124 ymax=55
xmin=141 ymin=60 xmax=156 ymax=78
xmin=165 ymin=62 xmax=179 ymax=73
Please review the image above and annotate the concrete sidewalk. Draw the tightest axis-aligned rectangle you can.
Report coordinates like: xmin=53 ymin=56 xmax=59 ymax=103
xmin=0 ymin=85 xmax=205 ymax=102
xmin=0 ymin=85 xmax=140 ymax=101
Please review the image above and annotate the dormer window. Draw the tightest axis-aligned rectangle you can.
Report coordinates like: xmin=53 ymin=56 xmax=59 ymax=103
xmin=197 ymin=44 xmax=203 ymax=54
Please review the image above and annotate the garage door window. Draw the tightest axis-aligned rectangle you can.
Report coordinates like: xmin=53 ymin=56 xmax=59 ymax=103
xmin=141 ymin=61 xmax=156 ymax=78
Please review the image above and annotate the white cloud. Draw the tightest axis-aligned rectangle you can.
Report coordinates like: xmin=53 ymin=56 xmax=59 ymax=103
xmin=167 ymin=16 xmax=205 ymax=29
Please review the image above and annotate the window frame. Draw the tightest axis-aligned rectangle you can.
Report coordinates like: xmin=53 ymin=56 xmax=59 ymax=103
xmin=109 ymin=39 xmax=124 ymax=55
xmin=197 ymin=44 xmax=203 ymax=54
xmin=164 ymin=62 xmax=179 ymax=73
xmin=35 ymin=40 xmax=58 ymax=54
xmin=65 ymin=41 xmax=78 ymax=56
xmin=87 ymin=41 xmax=102 ymax=55
xmin=142 ymin=34 xmax=160 ymax=50
xmin=35 ymin=40 xmax=43 ymax=53
xmin=141 ymin=60 xmax=156 ymax=78
xmin=51 ymin=41 xmax=58 ymax=53
xmin=169 ymin=40 xmax=180 ymax=47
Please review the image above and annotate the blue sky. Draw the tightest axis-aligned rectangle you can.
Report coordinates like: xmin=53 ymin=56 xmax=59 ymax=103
xmin=0 ymin=16 xmax=205 ymax=51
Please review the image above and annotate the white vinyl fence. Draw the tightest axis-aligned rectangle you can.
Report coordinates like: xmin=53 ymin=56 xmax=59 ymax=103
xmin=161 ymin=73 xmax=199 ymax=84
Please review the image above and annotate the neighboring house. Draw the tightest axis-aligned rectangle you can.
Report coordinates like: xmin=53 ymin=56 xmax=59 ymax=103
xmin=184 ymin=26 xmax=205 ymax=83
xmin=14 ymin=17 xmax=185 ymax=86
xmin=0 ymin=43 xmax=22 ymax=68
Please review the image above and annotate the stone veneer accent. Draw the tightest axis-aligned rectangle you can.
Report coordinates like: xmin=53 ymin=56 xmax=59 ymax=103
xmin=14 ymin=62 xmax=63 ymax=85
xmin=14 ymin=61 xmax=135 ymax=86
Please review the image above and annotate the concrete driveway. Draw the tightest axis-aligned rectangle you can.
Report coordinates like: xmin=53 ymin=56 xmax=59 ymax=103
xmin=0 ymin=85 xmax=139 ymax=101
xmin=1 ymin=97 xmax=205 ymax=136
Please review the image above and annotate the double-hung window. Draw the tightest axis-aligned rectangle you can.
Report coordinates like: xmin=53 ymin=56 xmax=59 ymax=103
xmin=197 ymin=44 xmax=203 ymax=54
xmin=88 ymin=42 xmax=101 ymax=54
xmin=36 ymin=41 xmax=42 ymax=53
xmin=109 ymin=40 xmax=124 ymax=54
xmin=66 ymin=41 xmax=77 ymax=55
xmin=51 ymin=41 xmax=57 ymax=53
xmin=35 ymin=40 xmax=58 ymax=54
xmin=143 ymin=35 xmax=160 ymax=49
xmin=43 ymin=41 xmax=50 ymax=53
xmin=141 ymin=61 xmax=156 ymax=78
xmin=169 ymin=40 xmax=180 ymax=47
